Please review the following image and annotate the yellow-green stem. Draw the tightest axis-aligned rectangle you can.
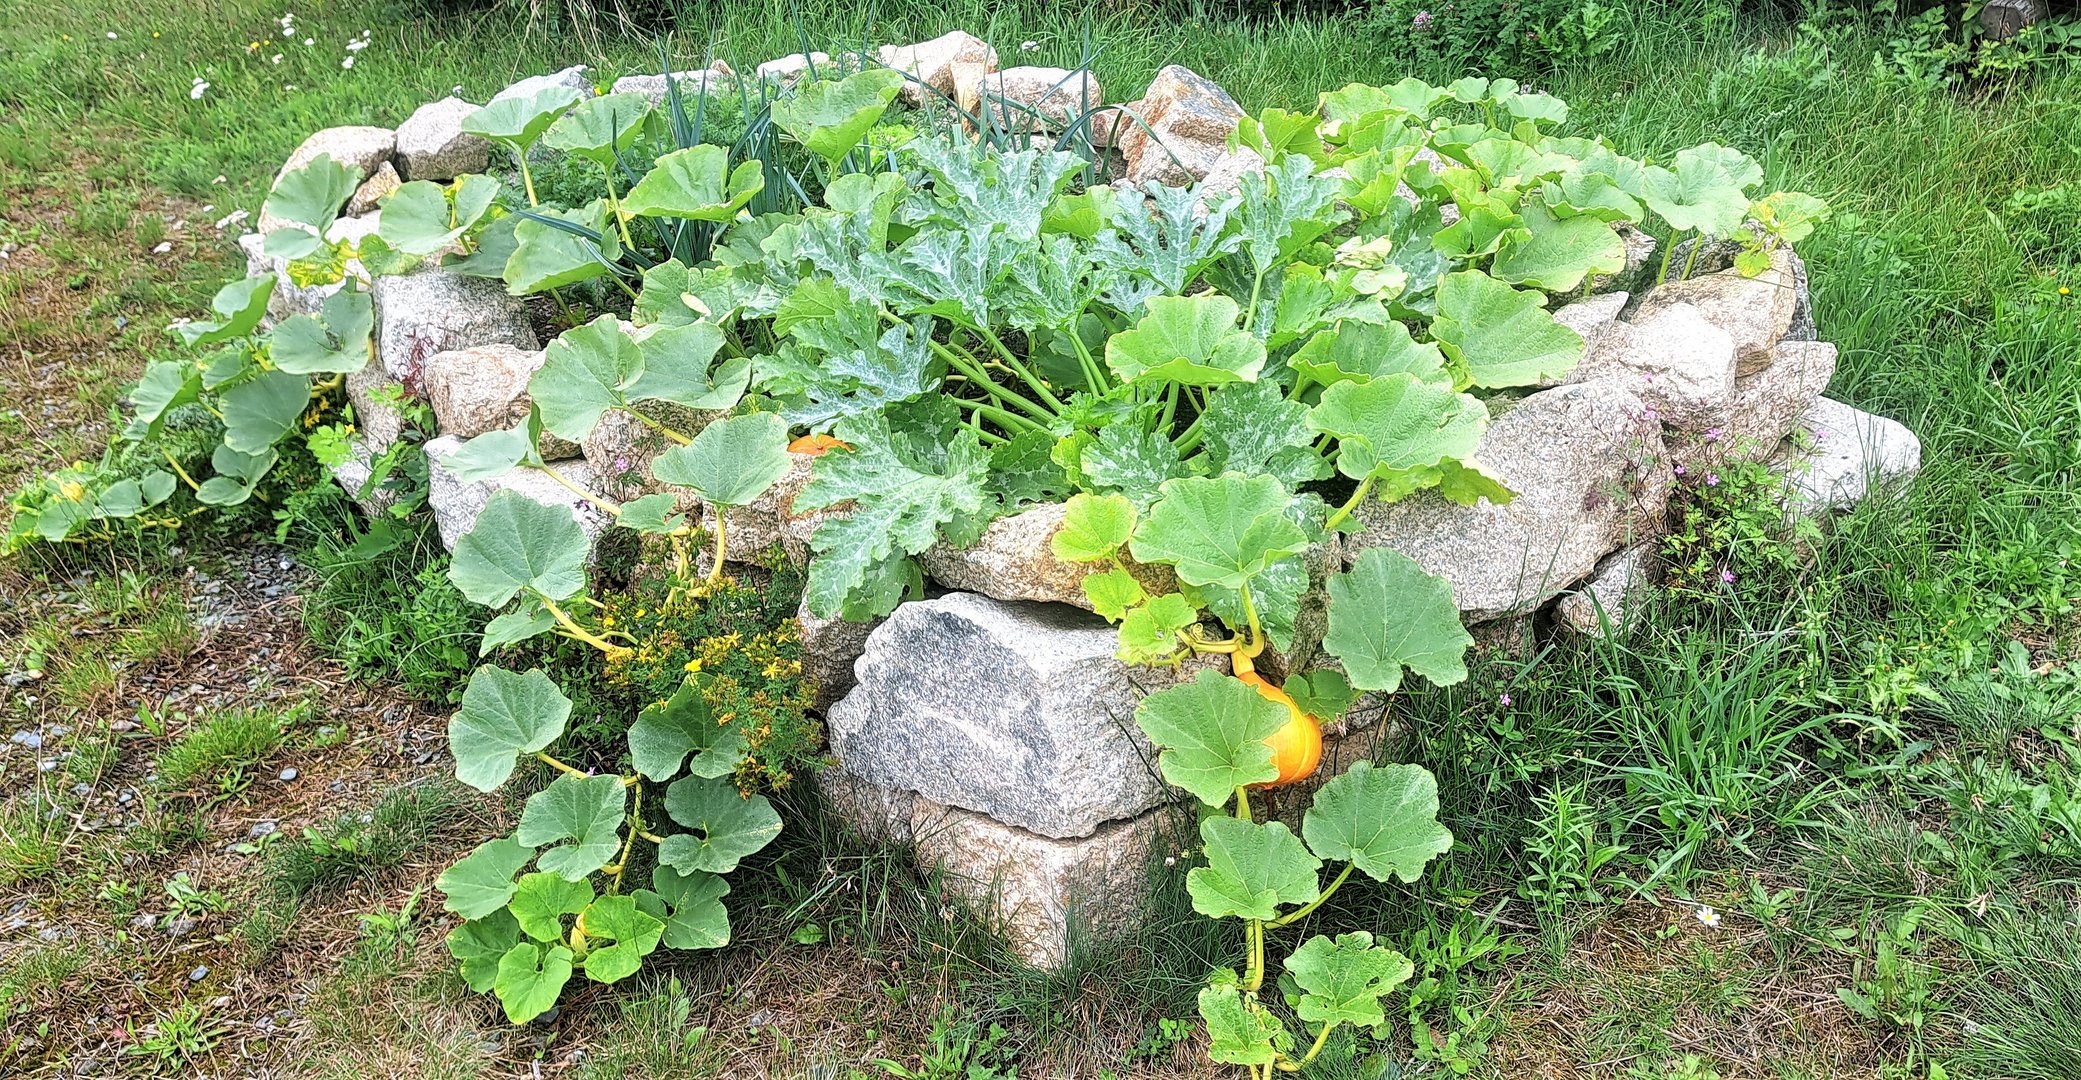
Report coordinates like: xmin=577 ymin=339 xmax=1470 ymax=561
xmin=707 ymin=510 xmax=728 ymax=583
xmin=1322 ymin=475 xmax=1376 ymax=532
xmin=1269 ymin=863 xmax=1353 ymax=928
xmin=606 ymin=784 xmax=644 ymax=894
xmin=543 ymin=597 xmax=629 ymax=657
xmin=535 ymin=462 xmax=622 ymax=515
xmin=628 ymin=409 xmax=694 ymax=446
xmin=518 ymin=153 xmax=540 ymax=207
xmin=161 ymin=450 xmax=201 ymax=493
xmin=534 ymin=750 xmax=589 ymax=779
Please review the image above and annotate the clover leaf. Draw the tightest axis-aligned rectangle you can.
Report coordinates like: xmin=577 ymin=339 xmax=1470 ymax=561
xmin=649 ymin=413 xmax=792 ymax=507
xmin=448 ymin=490 xmax=590 ymax=609
xmin=1301 ymin=760 xmax=1453 ymax=886
xmin=1105 ymin=294 xmax=1267 ymax=387
xmin=1285 ymin=931 xmax=1415 ymax=1030
xmin=1186 ymin=815 xmax=1321 ymax=921
xmin=622 ymin=145 xmax=766 ymax=222
xmin=448 ymin=666 xmax=573 ymax=792
xmin=1129 ymin=475 xmax=1309 ymax=591
xmin=1134 ymin=670 xmax=1289 ymax=805
xmin=1323 ymin=547 xmax=1473 ymax=693
xmin=658 ymin=775 xmax=782 ymax=875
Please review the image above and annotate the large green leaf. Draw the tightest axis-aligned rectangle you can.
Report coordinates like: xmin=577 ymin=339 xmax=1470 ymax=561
xmin=1287 ymin=319 xmax=1449 ymax=390
xmin=1104 ymin=294 xmax=1267 ymax=387
xmin=644 ymin=866 xmax=732 ymax=950
xmin=1640 ymin=143 xmax=1760 ymax=237
xmin=447 ymin=910 xmax=521 ymax=992
xmin=574 ymin=894 xmax=663 ymax=983
xmin=1308 ymin=374 xmax=1488 ymax=480
xmin=220 ymin=369 xmax=310 ymax=453
xmin=1300 ymin=760 xmax=1453 ymax=883
xmin=1116 ymin=592 xmax=1200 ymax=662
xmin=378 ymin=174 xmax=501 ymax=256
xmin=127 ymin=360 xmax=203 ymax=439
xmin=542 ymin=92 xmax=651 ymax=164
xmin=1491 ymin=200 xmax=1627 ymax=293
xmin=797 ymin=408 xmax=992 ymax=619
xmin=194 ymin=443 xmax=276 ymax=506
xmin=530 ymin=315 xmax=641 ymax=441
xmin=628 ymin=321 xmax=748 ymax=410
xmin=1186 ymin=815 xmax=1321 ymax=921
xmin=1323 ymin=547 xmax=1473 ymax=693
xmin=443 ymin=427 xmax=537 ymax=483
xmin=448 ymin=666 xmax=573 ymax=792
xmin=1196 ymin=379 xmax=1327 ymax=489
xmin=1051 ymin=493 xmax=1136 ymax=562
xmin=1430 ymin=270 xmax=1583 ymax=389
xmin=1285 ymin=931 xmax=1416 ymax=1030
xmin=516 ymin=773 xmax=627 ymax=881
xmin=492 ymin=940 xmax=574 ymax=1023
xmin=657 ymin=775 xmax=782 ymax=875
xmin=263 ymin=155 xmax=359 ymax=234
xmin=508 ymin=872 xmax=593 ymax=943
xmin=268 ymin=287 xmax=373 ymax=375
xmin=174 ymin=276 xmax=275 ymax=347
xmin=648 ymin=413 xmax=791 ymax=507
xmin=1200 ymin=982 xmax=1286 ymax=1067
xmin=626 ymin=677 xmax=745 ymax=782
xmin=436 ymin=836 xmax=535 ymax=919
xmin=462 ymin=85 xmax=585 ymax=151
xmin=1133 ymin=670 xmax=1288 ymax=806
xmin=622 ymin=145 xmax=766 ymax=222
xmin=447 ymin=489 xmax=591 ymax=608
xmin=770 ymin=68 xmax=904 ymax=166
xmin=505 ymin=201 xmax=620 ymax=294
xmin=1128 ymin=475 xmax=1308 ymax=591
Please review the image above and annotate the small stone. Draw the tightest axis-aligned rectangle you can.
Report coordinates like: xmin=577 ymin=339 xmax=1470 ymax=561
xmin=278 ymin=767 xmax=298 ymax=782
xmin=189 ymin=965 xmax=209 ymax=982
xmin=9 ymin=730 xmax=42 ymax=750
xmin=394 ymin=97 xmax=491 ymax=181
xmin=754 ymin=52 xmax=830 ymax=86
xmin=249 ymin=820 xmax=279 ymax=838
xmin=346 ymin=160 xmax=401 ymax=216
xmin=131 ymin=913 xmax=156 ymax=930
xmin=419 ymin=343 xmax=555 ymax=443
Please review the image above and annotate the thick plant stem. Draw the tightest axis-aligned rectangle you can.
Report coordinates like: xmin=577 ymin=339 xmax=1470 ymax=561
xmin=517 ymin=152 xmax=540 ymax=207
xmin=1322 ymin=476 xmax=1376 ymax=532
xmin=534 ymin=751 xmax=591 ymax=779
xmin=543 ymin=597 xmax=629 ymax=657
xmin=1270 ymin=863 xmax=1353 ymax=928
xmin=1290 ymin=1020 xmax=1337 ymax=1069
xmin=970 ymin=322 xmax=1064 ymax=412
xmin=599 ymin=164 xmax=637 ymax=249
xmin=1656 ymin=228 xmax=1686 ymax=285
xmin=1243 ymin=269 xmax=1267 ymax=333
xmin=606 ymin=784 xmax=645 ymax=894
xmin=707 ymin=511 xmax=728 ymax=584
xmin=161 ymin=450 xmax=201 ymax=493
xmin=628 ymin=409 xmax=694 ymax=446
xmin=536 ymin=462 xmax=621 ymax=515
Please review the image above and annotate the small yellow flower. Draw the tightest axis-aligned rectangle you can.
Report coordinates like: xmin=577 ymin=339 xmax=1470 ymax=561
xmin=601 ymin=615 xmax=615 ymax=628
xmin=683 ymin=658 xmax=703 ymax=674
xmin=61 ymin=34 xmax=72 ymax=41
xmin=249 ymin=41 xmax=262 ymax=50
xmin=152 ymin=31 xmax=160 ymax=38
xmin=2062 ymin=286 xmax=2072 ymax=296
xmin=634 ymin=608 xmax=646 ymax=618
xmin=58 ymin=481 xmax=86 ymax=502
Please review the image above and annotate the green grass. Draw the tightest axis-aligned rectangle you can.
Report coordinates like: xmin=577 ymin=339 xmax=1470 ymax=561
xmin=2 ymin=0 xmax=2079 ymax=1075
xmin=152 ymin=702 xmax=297 ymax=790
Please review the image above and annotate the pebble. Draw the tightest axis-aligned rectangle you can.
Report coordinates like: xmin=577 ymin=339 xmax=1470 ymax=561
xmin=249 ymin=820 xmax=278 ymax=838
xmin=189 ymin=965 xmax=209 ymax=982
xmin=164 ymin=918 xmax=198 ymax=939
xmin=10 ymin=730 xmax=43 ymax=749
xmin=278 ymin=767 xmax=299 ymax=782
xmin=131 ymin=914 xmax=157 ymax=930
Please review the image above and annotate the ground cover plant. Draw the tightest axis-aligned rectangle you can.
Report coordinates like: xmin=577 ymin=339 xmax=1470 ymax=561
xmin=1 ymin=0 xmax=2078 ymax=1076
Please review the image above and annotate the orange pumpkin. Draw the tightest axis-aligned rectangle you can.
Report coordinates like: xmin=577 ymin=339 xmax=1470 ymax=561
xmin=1238 ymin=671 xmax=1323 ymax=790
xmin=788 ymin=433 xmax=850 ymax=456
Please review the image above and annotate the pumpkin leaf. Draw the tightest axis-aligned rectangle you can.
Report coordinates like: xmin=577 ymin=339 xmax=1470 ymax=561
xmin=1129 ymin=475 xmax=1309 ymax=591
xmin=628 ymin=320 xmax=748 ymax=410
xmin=448 ymin=666 xmax=573 ymax=792
xmin=1200 ymin=982 xmax=1286 ymax=1067
xmin=1286 ymin=931 xmax=1416 ymax=1030
xmin=645 ymin=865 xmax=732 ymax=950
xmin=446 ymin=909 xmax=521 ymax=993
xmin=174 ymin=276 xmax=275 ymax=347
xmin=1300 ymin=760 xmax=1454 ymax=883
xmin=1287 ymin=319 xmax=1449 ymax=390
xmin=1309 ymin=374 xmax=1488 ymax=481
xmin=379 ymin=175 xmax=501 ymax=256
xmin=515 ymin=773 xmax=627 ymax=881
xmin=1323 ymin=547 xmax=1472 ymax=693
xmin=529 ymin=315 xmax=643 ymax=441
xmin=1105 ymin=294 xmax=1267 ymax=387
xmin=505 ymin=201 xmax=620 ymax=294
xmin=220 ymin=369 xmax=310 ymax=453
xmin=770 ymin=68 xmax=905 ymax=167
xmin=1186 ymin=815 xmax=1321 ymax=921
xmin=627 ymin=677 xmax=745 ymax=782
xmin=622 ymin=145 xmax=766 ymax=222
xmin=1491 ymin=200 xmax=1626 ymax=293
xmin=507 ymin=872 xmax=593 ymax=943
xmin=658 ymin=775 xmax=782 ymax=875
xmin=447 ymin=489 xmax=590 ymax=608
xmin=436 ymin=836 xmax=535 ymax=919
xmin=648 ymin=413 xmax=792 ymax=507
xmin=574 ymin=894 xmax=663 ymax=983
xmin=1133 ymin=669 xmax=1289 ymax=806
xmin=1117 ymin=592 xmax=1201 ymax=663
xmin=492 ymin=940 xmax=574 ymax=1023
xmin=268 ymin=286 xmax=373 ymax=375
xmin=462 ymin=85 xmax=585 ymax=152
xmin=543 ymin=92 xmax=651 ymax=164
xmin=1430 ymin=270 xmax=1583 ymax=389
xmin=1052 ymin=493 xmax=1136 ymax=562
xmin=264 ymin=155 xmax=359 ymax=234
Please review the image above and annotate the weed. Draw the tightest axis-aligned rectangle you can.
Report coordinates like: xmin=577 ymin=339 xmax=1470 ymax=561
xmin=0 ymin=797 xmax=63 ymax=885
xmin=152 ymin=702 xmax=298 ymax=791
xmin=127 ymin=999 xmax=227 ymax=1069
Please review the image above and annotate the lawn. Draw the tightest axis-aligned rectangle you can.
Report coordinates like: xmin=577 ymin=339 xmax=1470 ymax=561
xmin=1 ymin=1 xmax=2078 ymax=1078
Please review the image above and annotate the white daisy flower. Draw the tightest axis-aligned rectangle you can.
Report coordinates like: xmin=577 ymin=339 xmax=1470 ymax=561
xmin=1693 ymin=905 xmax=1721 ymax=929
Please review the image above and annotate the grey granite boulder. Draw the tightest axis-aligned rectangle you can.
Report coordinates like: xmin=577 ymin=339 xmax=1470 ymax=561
xmin=1349 ymin=380 xmax=1674 ymax=620
xmin=916 ymin=503 xmax=1174 ymax=613
xmin=372 ymin=270 xmax=536 ymax=386
xmin=329 ymin=436 xmax=399 ymax=518
xmin=1723 ymin=340 xmax=1837 ymax=454
xmin=1783 ymin=249 xmax=1817 ymax=342
xmin=821 ymin=769 xmax=1186 ymax=967
xmin=580 ymin=402 xmax=715 ymax=506
xmin=1553 ymin=543 xmax=1662 ymax=637
xmin=798 ymin=595 xmax=883 ymax=713
xmin=394 ymin=97 xmax=490 ymax=181
xmin=1569 ymin=301 xmax=1738 ymax=432
xmin=423 ymin=435 xmax=611 ymax=551
xmin=1632 ymin=248 xmax=1800 ymax=376
xmin=754 ymin=52 xmax=830 ymax=86
xmin=975 ymin=66 xmax=1102 ymax=130
xmin=827 ymin=592 xmax=1198 ymax=839
xmin=1119 ymin=65 xmax=1245 ymax=187
xmin=1775 ymin=397 xmax=1921 ymax=512
xmin=1549 ymin=291 xmax=1629 ymax=366
xmin=610 ymin=64 xmax=735 ymax=105
xmin=418 ymin=343 xmax=579 ymax=457
xmin=490 ymin=66 xmax=591 ymax=105
xmin=276 ymin=126 xmax=394 ymax=185
xmin=345 ymin=160 xmax=401 ymax=216
xmin=879 ymin=30 xmax=997 ymax=105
